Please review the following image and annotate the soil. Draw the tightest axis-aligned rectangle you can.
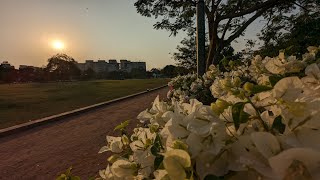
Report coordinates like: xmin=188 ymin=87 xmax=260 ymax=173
xmin=0 ymin=88 xmax=167 ymax=180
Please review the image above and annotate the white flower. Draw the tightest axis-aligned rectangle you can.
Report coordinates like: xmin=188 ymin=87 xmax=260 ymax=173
xmin=269 ymin=148 xmax=320 ymax=179
xmin=305 ymin=63 xmax=320 ymax=80
xmin=154 ymin=170 xmax=170 ymax=180
xmin=265 ymin=57 xmax=286 ymax=74
xmin=250 ymin=132 xmax=281 ymax=159
xmin=99 ymin=136 xmax=123 ymax=153
xmin=272 ymin=76 xmax=304 ymax=101
xmin=99 ymin=165 xmax=116 ymax=180
xmin=163 ymin=149 xmax=191 ymax=180
xmin=111 ymin=159 xmax=137 ymax=178
xmin=279 ymin=128 xmax=320 ymax=151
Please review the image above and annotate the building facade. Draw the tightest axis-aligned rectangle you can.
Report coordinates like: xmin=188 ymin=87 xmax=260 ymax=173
xmin=76 ymin=59 xmax=146 ymax=73
xmin=119 ymin=60 xmax=146 ymax=72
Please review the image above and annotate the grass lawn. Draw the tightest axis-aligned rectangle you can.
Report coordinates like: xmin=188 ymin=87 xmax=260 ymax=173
xmin=0 ymin=79 xmax=168 ymax=129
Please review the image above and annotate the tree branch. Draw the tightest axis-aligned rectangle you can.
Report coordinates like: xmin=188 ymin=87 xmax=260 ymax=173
xmin=218 ymin=0 xmax=285 ymax=21
xmin=221 ymin=18 xmax=232 ymax=40
xmin=221 ymin=0 xmax=242 ymax=40
xmin=226 ymin=7 xmax=269 ymax=44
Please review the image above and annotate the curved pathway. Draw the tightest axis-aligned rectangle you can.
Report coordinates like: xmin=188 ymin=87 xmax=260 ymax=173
xmin=0 ymin=88 xmax=167 ymax=179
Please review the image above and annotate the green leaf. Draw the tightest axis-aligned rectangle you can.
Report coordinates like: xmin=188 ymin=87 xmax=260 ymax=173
xmin=269 ymin=75 xmax=283 ymax=87
xmin=154 ymin=155 xmax=164 ymax=170
xmin=204 ymin=174 xmax=224 ymax=180
xmin=70 ymin=176 xmax=81 ymax=180
xmin=151 ymin=144 xmax=161 ymax=156
xmin=272 ymin=116 xmax=286 ymax=134
xmin=251 ymin=85 xmax=273 ymax=94
xmin=65 ymin=167 xmax=72 ymax=176
xmin=114 ymin=120 xmax=130 ymax=131
xmin=232 ymin=102 xmax=250 ymax=130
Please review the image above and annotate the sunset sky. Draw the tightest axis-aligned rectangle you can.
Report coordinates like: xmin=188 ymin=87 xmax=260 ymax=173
xmin=0 ymin=0 xmax=261 ymax=70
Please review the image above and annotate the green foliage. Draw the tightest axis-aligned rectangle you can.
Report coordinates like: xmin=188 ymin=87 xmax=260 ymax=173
xmin=258 ymin=5 xmax=320 ymax=57
xmin=269 ymin=75 xmax=283 ymax=87
xmin=114 ymin=120 xmax=130 ymax=132
xmin=251 ymin=85 xmax=273 ymax=94
xmin=272 ymin=116 xmax=286 ymax=134
xmin=151 ymin=134 xmax=164 ymax=170
xmin=56 ymin=167 xmax=80 ymax=180
xmin=204 ymin=174 xmax=224 ymax=180
xmin=232 ymin=102 xmax=250 ymax=130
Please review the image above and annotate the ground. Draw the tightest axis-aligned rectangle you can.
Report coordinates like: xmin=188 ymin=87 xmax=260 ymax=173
xmin=0 ymin=79 xmax=168 ymax=129
xmin=0 ymin=87 xmax=167 ymax=179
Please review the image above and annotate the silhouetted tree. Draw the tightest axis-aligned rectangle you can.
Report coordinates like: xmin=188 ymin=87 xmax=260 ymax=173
xmin=46 ymin=54 xmax=80 ymax=81
xmin=258 ymin=6 xmax=320 ymax=57
xmin=161 ymin=65 xmax=177 ymax=78
xmin=135 ymin=0 xmax=316 ymax=69
xmin=0 ymin=62 xmax=16 ymax=83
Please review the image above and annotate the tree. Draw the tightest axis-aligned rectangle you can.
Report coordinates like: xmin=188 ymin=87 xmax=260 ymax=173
xmin=0 ymin=61 xmax=16 ymax=83
xmin=173 ymin=29 xmax=241 ymax=71
xmin=172 ymin=30 xmax=197 ymax=71
xmin=135 ymin=0 xmax=310 ymax=69
xmin=161 ymin=65 xmax=177 ymax=78
xmin=46 ymin=54 xmax=80 ymax=81
xmin=258 ymin=3 xmax=320 ymax=57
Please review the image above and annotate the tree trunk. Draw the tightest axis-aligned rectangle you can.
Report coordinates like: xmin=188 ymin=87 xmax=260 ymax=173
xmin=206 ymin=39 xmax=216 ymax=69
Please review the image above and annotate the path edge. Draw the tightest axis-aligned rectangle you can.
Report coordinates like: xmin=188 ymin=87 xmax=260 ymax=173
xmin=0 ymin=85 xmax=168 ymax=137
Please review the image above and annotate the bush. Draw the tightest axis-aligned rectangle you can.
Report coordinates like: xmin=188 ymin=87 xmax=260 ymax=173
xmin=82 ymin=46 xmax=320 ymax=179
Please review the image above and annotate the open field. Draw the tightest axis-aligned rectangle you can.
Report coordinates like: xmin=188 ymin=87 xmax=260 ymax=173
xmin=0 ymin=79 xmax=168 ymax=129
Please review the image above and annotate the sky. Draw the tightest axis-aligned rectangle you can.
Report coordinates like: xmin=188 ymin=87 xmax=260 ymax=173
xmin=0 ymin=0 xmax=262 ymax=70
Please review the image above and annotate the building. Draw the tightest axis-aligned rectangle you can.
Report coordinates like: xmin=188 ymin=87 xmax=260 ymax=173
xmin=19 ymin=65 xmax=40 ymax=71
xmin=76 ymin=59 xmax=145 ymax=73
xmin=119 ymin=59 xmax=146 ymax=72
xmin=0 ymin=61 xmax=14 ymax=69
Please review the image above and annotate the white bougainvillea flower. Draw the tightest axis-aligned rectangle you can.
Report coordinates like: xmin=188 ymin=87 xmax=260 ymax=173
xmin=279 ymin=128 xmax=320 ymax=151
xmin=260 ymin=110 xmax=277 ymax=128
xmin=130 ymin=128 xmax=155 ymax=151
xmin=129 ymin=129 xmax=156 ymax=176
xmin=280 ymin=97 xmax=320 ymax=130
xmin=307 ymin=46 xmax=319 ymax=54
xmin=99 ymin=136 xmax=123 ymax=153
xmin=231 ymin=135 xmax=276 ymax=179
xmin=111 ymin=159 xmax=137 ymax=178
xmin=250 ymin=132 xmax=281 ymax=159
xmin=305 ymin=63 xmax=320 ymax=80
xmin=163 ymin=149 xmax=191 ymax=180
xmin=185 ymin=133 xmax=203 ymax=157
xmin=265 ymin=57 xmax=286 ymax=74
xmin=243 ymin=103 xmax=256 ymax=117
xmin=99 ymin=165 xmax=116 ymax=180
xmin=273 ymin=76 xmax=304 ymax=101
xmin=154 ymin=170 xmax=170 ymax=180
xmin=210 ymin=78 xmax=226 ymax=98
xmin=269 ymin=148 xmax=320 ymax=179
xmin=196 ymin=151 xmax=231 ymax=179
xmin=131 ymin=148 xmax=155 ymax=177
xmin=137 ymin=109 xmax=152 ymax=124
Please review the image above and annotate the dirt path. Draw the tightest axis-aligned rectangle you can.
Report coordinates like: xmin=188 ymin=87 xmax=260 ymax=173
xmin=0 ymin=88 xmax=168 ymax=180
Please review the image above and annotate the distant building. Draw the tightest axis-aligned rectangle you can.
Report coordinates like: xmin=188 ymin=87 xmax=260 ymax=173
xmin=76 ymin=59 xmax=146 ymax=73
xmin=0 ymin=61 xmax=15 ymax=69
xmin=119 ymin=59 xmax=146 ymax=72
xmin=19 ymin=65 xmax=40 ymax=71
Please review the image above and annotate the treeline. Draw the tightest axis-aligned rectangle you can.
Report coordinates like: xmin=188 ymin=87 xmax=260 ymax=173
xmin=0 ymin=54 xmax=187 ymax=83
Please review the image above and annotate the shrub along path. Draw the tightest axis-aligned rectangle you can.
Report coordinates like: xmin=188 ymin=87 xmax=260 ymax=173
xmin=0 ymin=87 xmax=167 ymax=179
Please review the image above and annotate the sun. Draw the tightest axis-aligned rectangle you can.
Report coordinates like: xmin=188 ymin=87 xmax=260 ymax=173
xmin=52 ymin=40 xmax=65 ymax=50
